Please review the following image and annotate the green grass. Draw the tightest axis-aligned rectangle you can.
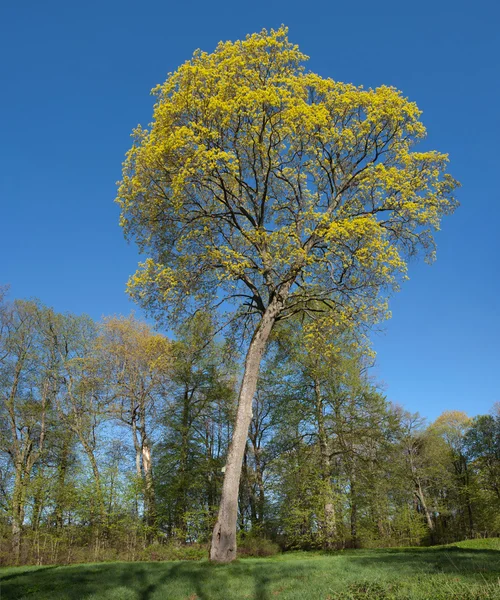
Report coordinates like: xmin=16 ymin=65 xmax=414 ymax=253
xmin=1 ymin=539 xmax=499 ymax=600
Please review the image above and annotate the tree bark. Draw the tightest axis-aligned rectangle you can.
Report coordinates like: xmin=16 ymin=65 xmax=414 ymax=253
xmin=11 ymin=465 xmax=26 ymax=562
xmin=209 ymin=299 xmax=283 ymax=562
xmin=142 ymin=439 xmax=156 ymax=530
xmin=314 ymin=377 xmax=337 ymax=549
xmin=55 ymin=437 xmax=70 ymax=529
xmin=79 ymin=436 xmax=106 ymax=536
xmin=415 ymin=482 xmax=434 ymax=531
xmin=463 ymin=457 xmax=474 ymax=537
xmin=349 ymin=466 xmax=359 ymax=549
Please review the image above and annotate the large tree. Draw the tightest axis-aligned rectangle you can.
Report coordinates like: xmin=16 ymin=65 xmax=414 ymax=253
xmin=116 ymin=27 xmax=458 ymax=561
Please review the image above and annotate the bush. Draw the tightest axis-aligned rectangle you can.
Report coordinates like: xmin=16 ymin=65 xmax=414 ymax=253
xmin=237 ymin=536 xmax=280 ymax=557
xmin=139 ymin=542 xmax=207 ymax=561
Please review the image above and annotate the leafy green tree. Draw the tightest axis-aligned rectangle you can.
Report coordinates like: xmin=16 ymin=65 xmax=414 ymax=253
xmin=431 ymin=412 xmax=475 ymax=537
xmin=155 ymin=313 xmax=236 ymax=541
xmin=0 ymin=299 xmax=60 ymax=559
xmin=465 ymin=414 xmax=500 ymax=501
xmin=55 ymin=312 xmax=111 ymax=545
xmin=464 ymin=413 xmax=500 ymax=536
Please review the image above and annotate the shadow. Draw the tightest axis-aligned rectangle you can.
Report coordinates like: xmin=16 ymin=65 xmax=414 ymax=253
xmin=169 ymin=559 xmax=313 ymax=600
xmin=119 ymin=564 xmax=156 ymax=600
xmin=0 ymin=565 xmax=58 ymax=582
xmin=0 ymin=563 xmax=130 ymax=600
xmin=1 ymin=548 xmax=498 ymax=600
xmin=352 ymin=547 xmax=500 ymax=582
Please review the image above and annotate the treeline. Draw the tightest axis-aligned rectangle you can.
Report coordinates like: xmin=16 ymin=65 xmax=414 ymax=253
xmin=0 ymin=293 xmax=499 ymax=565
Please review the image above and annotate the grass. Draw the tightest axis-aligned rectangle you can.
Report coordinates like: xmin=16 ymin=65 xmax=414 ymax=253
xmin=1 ymin=539 xmax=499 ymax=599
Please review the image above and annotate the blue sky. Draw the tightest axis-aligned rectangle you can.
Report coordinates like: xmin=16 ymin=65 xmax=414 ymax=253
xmin=1 ymin=0 xmax=498 ymax=421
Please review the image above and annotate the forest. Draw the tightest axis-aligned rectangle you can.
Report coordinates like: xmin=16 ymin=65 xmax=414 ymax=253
xmin=1 ymin=289 xmax=498 ymax=566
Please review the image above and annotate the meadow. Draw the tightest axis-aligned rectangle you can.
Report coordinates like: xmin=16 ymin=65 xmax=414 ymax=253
xmin=1 ymin=539 xmax=499 ymax=600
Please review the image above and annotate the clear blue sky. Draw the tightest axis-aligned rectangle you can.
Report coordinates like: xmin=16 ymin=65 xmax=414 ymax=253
xmin=1 ymin=0 xmax=498 ymax=421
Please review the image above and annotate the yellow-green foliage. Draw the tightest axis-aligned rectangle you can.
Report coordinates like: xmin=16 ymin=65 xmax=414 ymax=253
xmin=117 ymin=26 xmax=458 ymax=327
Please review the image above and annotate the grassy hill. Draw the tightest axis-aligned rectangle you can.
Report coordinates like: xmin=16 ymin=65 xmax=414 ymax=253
xmin=1 ymin=539 xmax=499 ymax=600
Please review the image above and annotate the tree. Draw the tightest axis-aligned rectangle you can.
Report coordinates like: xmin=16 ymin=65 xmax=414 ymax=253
xmin=397 ymin=411 xmax=436 ymax=535
xmin=464 ymin=412 xmax=500 ymax=536
xmin=0 ymin=299 xmax=59 ymax=560
xmin=155 ymin=313 xmax=236 ymax=541
xmin=98 ymin=315 xmax=171 ymax=531
xmin=55 ymin=313 xmax=111 ymax=547
xmin=430 ymin=411 xmax=475 ymax=538
xmin=465 ymin=414 xmax=500 ymax=501
xmin=116 ymin=27 xmax=458 ymax=561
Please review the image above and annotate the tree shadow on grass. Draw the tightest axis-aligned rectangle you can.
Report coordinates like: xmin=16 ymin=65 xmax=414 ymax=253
xmin=0 ymin=565 xmax=58 ymax=582
xmin=0 ymin=563 xmax=148 ymax=600
xmin=154 ymin=559 xmax=313 ymax=600
xmin=352 ymin=548 xmax=500 ymax=582
xmin=0 ymin=560 xmax=313 ymax=600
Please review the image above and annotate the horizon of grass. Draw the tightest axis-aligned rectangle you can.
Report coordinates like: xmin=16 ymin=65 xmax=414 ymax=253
xmin=1 ymin=538 xmax=499 ymax=599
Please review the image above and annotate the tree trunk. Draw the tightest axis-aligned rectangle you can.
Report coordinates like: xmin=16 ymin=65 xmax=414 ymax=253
xmin=253 ymin=446 xmax=266 ymax=524
xmin=11 ymin=463 xmax=27 ymax=562
xmin=242 ymin=443 xmax=257 ymax=526
xmin=415 ymin=482 xmax=434 ymax=531
xmin=210 ymin=300 xmax=282 ymax=562
xmin=175 ymin=387 xmax=190 ymax=537
xmin=55 ymin=437 xmax=71 ymax=529
xmin=314 ymin=377 xmax=337 ymax=549
xmin=12 ymin=517 xmax=22 ymax=563
xmin=79 ymin=438 xmax=106 ymax=540
xmin=132 ymin=417 xmax=142 ymax=479
xmin=31 ymin=474 xmax=44 ymax=531
xmin=349 ymin=467 xmax=359 ymax=549
xmin=142 ymin=439 xmax=156 ymax=531
xmin=463 ymin=458 xmax=474 ymax=537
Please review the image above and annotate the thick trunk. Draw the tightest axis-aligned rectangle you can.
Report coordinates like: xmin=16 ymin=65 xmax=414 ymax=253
xmin=12 ymin=517 xmax=22 ymax=562
xmin=210 ymin=300 xmax=282 ymax=562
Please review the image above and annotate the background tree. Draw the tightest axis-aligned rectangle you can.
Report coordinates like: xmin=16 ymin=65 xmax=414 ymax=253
xmin=117 ymin=26 xmax=458 ymax=562
xmin=430 ymin=412 xmax=475 ymax=538
xmin=98 ymin=315 xmax=171 ymax=532
xmin=155 ymin=313 xmax=236 ymax=541
xmin=55 ymin=313 xmax=111 ymax=550
xmin=0 ymin=299 xmax=59 ymax=560
xmin=465 ymin=413 xmax=500 ymax=501
xmin=1 ymin=293 xmax=499 ymax=566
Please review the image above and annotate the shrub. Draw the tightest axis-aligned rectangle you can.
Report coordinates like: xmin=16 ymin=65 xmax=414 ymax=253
xmin=139 ymin=542 xmax=207 ymax=561
xmin=237 ymin=536 xmax=280 ymax=557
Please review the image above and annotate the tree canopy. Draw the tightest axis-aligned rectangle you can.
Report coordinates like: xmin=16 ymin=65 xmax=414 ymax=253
xmin=117 ymin=26 xmax=458 ymax=331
